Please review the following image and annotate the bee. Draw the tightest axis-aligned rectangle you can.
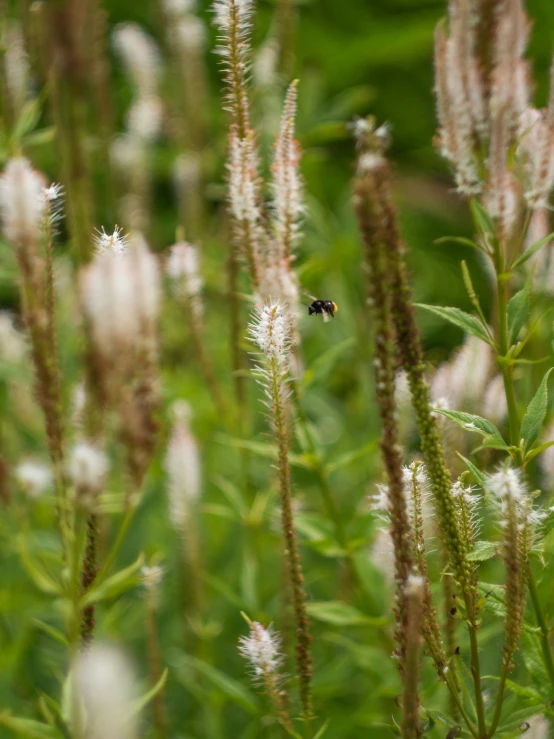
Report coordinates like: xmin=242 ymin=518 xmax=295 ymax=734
xmin=306 ymin=298 xmax=338 ymax=323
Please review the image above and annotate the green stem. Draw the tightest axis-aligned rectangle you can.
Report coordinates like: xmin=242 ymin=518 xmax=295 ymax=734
xmin=465 ymin=595 xmax=487 ymax=738
xmin=486 ymin=669 xmax=508 ymax=738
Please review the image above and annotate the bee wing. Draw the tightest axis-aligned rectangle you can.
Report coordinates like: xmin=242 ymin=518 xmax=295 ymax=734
xmin=303 ymin=291 xmax=318 ymax=302
xmin=322 ymin=312 xmax=330 ymax=324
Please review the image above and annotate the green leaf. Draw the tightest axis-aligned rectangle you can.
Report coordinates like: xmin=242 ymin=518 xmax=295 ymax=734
xmin=520 ymin=368 xmax=553 ymax=452
xmin=476 ymin=434 xmax=512 ymax=451
xmin=415 ymin=304 xmax=491 ymax=344
xmin=507 ymin=277 xmax=532 ymax=345
xmin=457 ymin=453 xmax=486 ymax=487
xmin=512 ymin=232 xmax=554 ymax=269
xmin=12 ymin=99 xmax=43 ymax=141
xmin=175 ymin=653 xmax=260 ymax=714
xmin=327 ymin=440 xmax=378 ymax=472
xmin=313 ymin=720 xmax=331 ymax=739
xmin=434 ymin=409 xmax=505 ymax=444
xmin=521 ymin=632 xmax=550 ymax=700
xmin=306 ymin=601 xmax=386 ymax=627
xmin=470 ymin=199 xmax=496 ymax=237
xmin=483 ymin=675 xmax=543 ymax=705
xmin=17 ymin=536 xmax=61 ymax=595
xmin=467 ymin=541 xmax=498 ymax=562
xmin=131 ymin=669 xmax=168 ymax=716
xmin=304 ymin=337 xmax=355 ymax=386
xmin=524 ymin=439 xmax=554 ymax=463
xmin=434 ymin=236 xmax=483 ymax=251
xmin=80 ymin=553 xmax=144 ymax=607
xmin=216 ymin=435 xmax=311 ymax=469
xmin=32 ymin=619 xmax=68 ymax=647
xmin=0 ymin=713 xmax=60 ymax=739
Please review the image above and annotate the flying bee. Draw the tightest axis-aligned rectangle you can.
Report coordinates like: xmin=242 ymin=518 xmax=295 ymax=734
xmin=305 ymin=296 xmax=338 ymax=323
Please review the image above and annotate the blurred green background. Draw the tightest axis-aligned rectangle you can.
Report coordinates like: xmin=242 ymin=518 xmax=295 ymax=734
xmin=3 ymin=0 xmax=554 ymax=737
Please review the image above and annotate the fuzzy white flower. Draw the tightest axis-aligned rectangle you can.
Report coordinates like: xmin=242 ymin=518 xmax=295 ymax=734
xmin=73 ymin=644 xmax=137 ymax=739
xmin=113 ymin=23 xmax=161 ymax=97
xmin=213 ymin=0 xmax=253 ymax=36
xmin=67 ymin=441 xmax=108 ymax=494
xmin=487 ymin=467 xmax=527 ymax=504
xmin=80 ymin=233 xmax=160 ymax=359
xmin=482 ymin=374 xmax=508 ymax=426
xmin=0 ymin=157 xmax=46 ymax=245
xmin=165 ymin=401 xmax=201 ymax=529
xmin=127 ymin=95 xmax=163 ymax=141
xmin=175 ymin=16 xmax=207 ymax=51
xmin=404 ymin=574 xmax=424 ymax=597
xmin=93 ymin=226 xmax=129 ymax=255
xmin=163 ymin=0 xmax=196 ymax=15
xmin=15 ymin=460 xmax=52 ymax=498
xmin=238 ymin=622 xmax=283 ymax=682
xmin=248 ymin=300 xmax=295 ymax=363
xmin=4 ymin=21 xmax=29 ymax=114
xmin=166 ymin=242 xmax=204 ymax=309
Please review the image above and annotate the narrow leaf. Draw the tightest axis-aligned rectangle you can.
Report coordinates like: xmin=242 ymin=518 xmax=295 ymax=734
xmin=507 ymin=277 xmax=532 ymax=345
xmin=131 ymin=669 xmax=168 ymax=716
xmin=512 ymin=232 xmax=554 ymax=269
xmin=306 ymin=601 xmax=386 ymax=627
xmin=415 ymin=304 xmax=491 ymax=344
xmin=470 ymin=199 xmax=496 ymax=236
xmin=525 ymin=439 xmax=554 ymax=463
xmin=434 ymin=409 xmax=505 ymax=444
xmin=80 ymin=553 xmax=144 ymax=607
xmin=520 ymin=368 xmax=553 ymax=452
xmin=434 ymin=236 xmax=483 ymax=251
xmin=457 ymin=453 xmax=485 ymax=487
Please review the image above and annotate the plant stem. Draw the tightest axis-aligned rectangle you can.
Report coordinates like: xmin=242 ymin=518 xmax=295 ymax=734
xmin=465 ymin=603 xmax=487 ymax=738
xmin=271 ymin=358 xmax=313 ymax=731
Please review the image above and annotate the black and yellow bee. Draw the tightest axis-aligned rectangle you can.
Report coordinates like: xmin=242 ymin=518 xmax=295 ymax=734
xmin=307 ymin=298 xmax=338 ymax=322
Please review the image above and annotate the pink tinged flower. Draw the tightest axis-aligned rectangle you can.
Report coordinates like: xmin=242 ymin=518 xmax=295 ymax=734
xmin=0 ymin=157 xmax=46 ymax=245
xmin=238 ymin=622 xmax=283 ymax=682
xmin=164 ymin=401 xmax=201 ymax=529
xmin=271 ymin=81 xmax=303 ymax=259
xmin=73 ymin=644 xmax=138 ymax=739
